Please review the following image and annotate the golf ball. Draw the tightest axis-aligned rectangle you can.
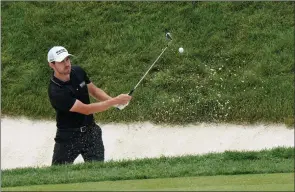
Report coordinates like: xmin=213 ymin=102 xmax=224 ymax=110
xmin=179 ymin=47 xmax=184 ymax=53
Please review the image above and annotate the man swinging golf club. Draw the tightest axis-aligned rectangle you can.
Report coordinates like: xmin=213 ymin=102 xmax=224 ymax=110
xmin=47 ymin=46 xmax=132 ymax=165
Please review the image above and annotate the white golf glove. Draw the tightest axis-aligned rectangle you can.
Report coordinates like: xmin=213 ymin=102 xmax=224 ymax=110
xmin=114 ymin=102 xmax=130 ymax=110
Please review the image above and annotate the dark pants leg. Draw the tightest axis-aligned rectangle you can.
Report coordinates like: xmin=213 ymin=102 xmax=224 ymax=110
xmin=81 ymin=124 xmax=105 ymax=162
xmin=51 ymin=142 xmax=80 ymax=165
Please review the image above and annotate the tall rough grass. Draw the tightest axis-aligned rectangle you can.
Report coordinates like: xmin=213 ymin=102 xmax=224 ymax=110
xmin=1 ymin=2 xmax=294 ymax=124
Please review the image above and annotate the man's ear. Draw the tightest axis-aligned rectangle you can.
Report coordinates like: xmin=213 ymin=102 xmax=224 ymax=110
xmin=48 ymin=62 xmax=55 ymax=69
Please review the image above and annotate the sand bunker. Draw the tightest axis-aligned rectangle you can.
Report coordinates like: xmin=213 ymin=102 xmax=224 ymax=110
xmin=1 ymin=116 xmax=294 ymax=170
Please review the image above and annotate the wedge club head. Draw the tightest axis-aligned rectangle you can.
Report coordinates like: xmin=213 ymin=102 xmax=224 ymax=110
xmin=166 ymin=32 xmax=172 ymax=41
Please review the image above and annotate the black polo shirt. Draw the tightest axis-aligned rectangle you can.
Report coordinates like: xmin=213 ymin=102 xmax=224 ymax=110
xmin=48 ymin=65 xmax=94 ymax=129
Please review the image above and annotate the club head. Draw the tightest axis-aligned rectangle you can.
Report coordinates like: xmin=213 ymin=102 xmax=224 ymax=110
xmin=165 ymin=32 xmax=172 ymax=41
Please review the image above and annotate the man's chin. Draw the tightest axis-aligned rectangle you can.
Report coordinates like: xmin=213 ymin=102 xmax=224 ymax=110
xmin=64 ymin=68 xmax=71 ymax=74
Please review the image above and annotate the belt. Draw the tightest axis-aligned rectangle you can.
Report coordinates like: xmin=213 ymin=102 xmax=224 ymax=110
xmin=58 ymin=123 xmax=96 ymax=133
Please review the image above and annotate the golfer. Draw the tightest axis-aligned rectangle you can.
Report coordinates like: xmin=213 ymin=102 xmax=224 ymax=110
xmin=47 ymin=46 xmax=132 ymax=165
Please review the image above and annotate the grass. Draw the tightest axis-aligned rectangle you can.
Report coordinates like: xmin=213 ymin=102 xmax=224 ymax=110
xmin=1 ymin=1 xmax=294 ymax=125
xmin=3 ymin=173 xmax=294 ymax=191
xmin=1 ymin=2 xmax=294 ymax=190
xmin=2 ymin=147 xmax=294 ymax=188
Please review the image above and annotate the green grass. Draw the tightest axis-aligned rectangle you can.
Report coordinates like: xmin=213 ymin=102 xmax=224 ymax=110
xmin=1 ymin=2 xmax=294 ymax=190
xmin=2 ymin=147 xmax=294 ymax=188
xmin=1 ymin=1 xmax=294 ymax=124
xmin=3 ymin=173 xmax=294 ymax=191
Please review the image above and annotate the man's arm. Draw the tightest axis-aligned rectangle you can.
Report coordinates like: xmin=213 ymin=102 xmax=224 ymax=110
xmin=87 ymin=82 xmax=112 ymax=101
xmin=70 ymin=94 xmax=131 ymax=115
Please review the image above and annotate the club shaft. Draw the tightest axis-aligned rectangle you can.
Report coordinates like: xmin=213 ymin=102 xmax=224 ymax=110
xmin=131 ymin=45 xmax=168 ymax=93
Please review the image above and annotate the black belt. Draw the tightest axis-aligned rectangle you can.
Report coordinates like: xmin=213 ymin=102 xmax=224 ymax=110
xmin=58 ymin=123 xmax=96 ymax=133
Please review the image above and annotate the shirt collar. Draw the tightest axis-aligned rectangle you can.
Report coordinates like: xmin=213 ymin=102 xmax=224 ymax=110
xmin=51 ymin=72 xmax=72 ymax=86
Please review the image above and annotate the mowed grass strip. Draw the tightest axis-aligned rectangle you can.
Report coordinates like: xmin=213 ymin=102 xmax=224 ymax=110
xmin=3 ymin=173 xmax=294 ymax=191
xmin=2 ymin=147 xmax=294 ymax=187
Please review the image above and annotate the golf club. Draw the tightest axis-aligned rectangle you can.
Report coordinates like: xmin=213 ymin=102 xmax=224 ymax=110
xmin=117 ymin=32 xmax=173 ymax=110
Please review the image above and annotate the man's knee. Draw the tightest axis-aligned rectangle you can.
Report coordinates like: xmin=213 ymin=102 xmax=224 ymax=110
xmin=51 ymin=142 xmax=78 ymax=165
xmin=82 ymin=135 xmax=105 ymax=162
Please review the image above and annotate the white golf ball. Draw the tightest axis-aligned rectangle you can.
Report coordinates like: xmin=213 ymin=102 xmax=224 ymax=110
xmin=179 ymin=47 xmax=184 ymax=53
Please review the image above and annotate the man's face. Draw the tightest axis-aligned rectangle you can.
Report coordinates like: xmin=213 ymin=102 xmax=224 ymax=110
xmin=52 ymin=56 xmax=71 ymax=75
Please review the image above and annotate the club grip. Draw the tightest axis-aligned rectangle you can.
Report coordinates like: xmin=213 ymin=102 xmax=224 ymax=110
xmin=128 ymin=89 xmax=135 ymax=96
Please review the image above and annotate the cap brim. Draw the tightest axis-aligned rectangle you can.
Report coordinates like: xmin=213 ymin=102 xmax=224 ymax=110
xmin=55 ymin=53 xmax=74 ymax=62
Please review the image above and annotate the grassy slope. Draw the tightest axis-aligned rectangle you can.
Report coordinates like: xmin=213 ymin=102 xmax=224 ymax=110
xmin=1 ymin=2 xmax=294 ymax=124
xmin=2 ymin=147 xmax=294 ymax=187
xmin=3 ymin=173 xmax=294 ymax=191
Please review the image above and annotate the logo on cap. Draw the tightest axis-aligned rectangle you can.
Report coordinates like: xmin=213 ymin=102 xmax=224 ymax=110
xmin=56 ymin=49 xmax=67 ymax=55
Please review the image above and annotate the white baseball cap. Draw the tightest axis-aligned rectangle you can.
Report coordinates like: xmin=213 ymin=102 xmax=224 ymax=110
xmin=47 ymin=46 xmax=73 ymax=63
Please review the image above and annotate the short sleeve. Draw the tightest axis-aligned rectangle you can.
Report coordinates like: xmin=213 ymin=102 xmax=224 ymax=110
xmin=84 ymin=69 xmax=91 ymax=84
xmin=49 ymin=89 xmax=76 ymax=111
